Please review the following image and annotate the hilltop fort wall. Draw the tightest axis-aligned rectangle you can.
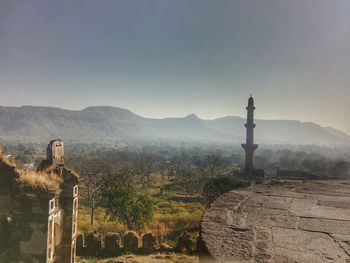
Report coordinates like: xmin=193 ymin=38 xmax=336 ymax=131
xmin=0 ymin=140 xmax=79 ymax=263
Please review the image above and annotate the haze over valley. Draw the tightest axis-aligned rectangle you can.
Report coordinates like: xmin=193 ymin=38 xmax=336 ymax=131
xmin=0 ymin=105 xmax=348 ymax=145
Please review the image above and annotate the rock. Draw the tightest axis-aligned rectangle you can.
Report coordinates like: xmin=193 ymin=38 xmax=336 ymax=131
xmin=123 ymin=231 xmax=140 ymax=254
xmin=76 ymin=234 xmax=85 ymax=256
xmin=159 ymin=243 xmax=174 ymax=254
xmin=200 ymin=180 xmax=350 ymax=262
xmin=176 ymin=231 xmax=192 ymax=254
xmin=141 ymin=232 xmax=158 ymax=254
xmin=103 ymin=232 xmax=121 ymax=256
xmin=85 ymin=232 xmax=101 ymax=256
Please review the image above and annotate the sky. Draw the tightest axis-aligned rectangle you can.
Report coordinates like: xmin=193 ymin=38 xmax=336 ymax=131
xmin=0 ymin=0 xmax=349 ymax=133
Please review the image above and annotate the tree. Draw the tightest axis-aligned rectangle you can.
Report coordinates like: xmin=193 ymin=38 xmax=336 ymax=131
xmin=205 ymin=154 xmax=227 ymax=177
xmin=104 ymin=184 xmax=154 ymax=231
xmin=133 ymin=153 xmax=156 ymax=186
xmin=202 ymin=176 xmax=248 ymax=205
xmin=71 ymin=158 xmax=110 ymax=226
xmin=333 ymin=161 xmax=350 ymax=178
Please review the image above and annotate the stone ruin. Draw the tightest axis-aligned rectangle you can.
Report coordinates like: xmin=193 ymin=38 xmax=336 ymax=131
xmin=47 ymin=139 xmax=64 ymax=166
xmin=76 ymin=230 xmax=193 ymax=257
xmin=0 ymin=139 xmax=79 ymax=263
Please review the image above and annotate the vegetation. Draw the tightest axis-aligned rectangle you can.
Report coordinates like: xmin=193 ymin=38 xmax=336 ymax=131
xmin=203 ymin=177 xmax=248 ymax=205
xmin=104 ymin=184 xmax=154 ymax=231
xmin=3 ymin=141 xmax=350 ymax=262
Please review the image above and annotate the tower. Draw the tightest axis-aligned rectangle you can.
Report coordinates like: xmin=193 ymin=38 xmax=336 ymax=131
xmin=47 ymin=139 xmax=64 ymax=166
xmin=241 ymin=95 xmax=258 ymax=179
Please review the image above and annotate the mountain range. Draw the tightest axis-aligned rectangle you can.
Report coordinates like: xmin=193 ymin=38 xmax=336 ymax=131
xmin=0 ymin=106 xmax=349 ymax=145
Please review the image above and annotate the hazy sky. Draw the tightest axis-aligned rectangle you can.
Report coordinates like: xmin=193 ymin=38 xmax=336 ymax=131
xmin=0 ymin=0 xmax=349 ymax=133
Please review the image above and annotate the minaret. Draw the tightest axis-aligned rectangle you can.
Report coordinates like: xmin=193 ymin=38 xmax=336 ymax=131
xmin=241 ymin=95 xmax=258 ymax=179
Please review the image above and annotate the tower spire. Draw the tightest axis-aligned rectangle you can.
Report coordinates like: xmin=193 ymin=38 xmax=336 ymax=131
xmin=242 ymin=96 xmax=258 ymax=180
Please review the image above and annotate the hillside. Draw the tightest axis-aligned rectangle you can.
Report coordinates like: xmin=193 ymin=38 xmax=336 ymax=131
xmin=0 ymin=106 xmax=349 ymax=145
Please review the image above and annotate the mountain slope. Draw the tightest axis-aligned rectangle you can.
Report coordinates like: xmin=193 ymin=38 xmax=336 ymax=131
xmin=0 ymin=106 xmax=348 ymax=145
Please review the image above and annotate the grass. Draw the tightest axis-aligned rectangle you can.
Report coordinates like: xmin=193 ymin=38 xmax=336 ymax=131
xmin=78 ymin=206 xmax=127 ymax=235
xmin=18 ymin=170 xmax=63 ymax=191
xmin=77 ymin=173 xmax=204 ymax=247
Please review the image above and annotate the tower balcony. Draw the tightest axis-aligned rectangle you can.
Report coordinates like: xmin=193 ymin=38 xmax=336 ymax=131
xmin=241 ymin=144 xmax=258 ymax=151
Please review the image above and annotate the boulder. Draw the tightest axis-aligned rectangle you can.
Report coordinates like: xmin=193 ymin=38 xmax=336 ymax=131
xmin=200 ymin=180 xmax=350 ymax=262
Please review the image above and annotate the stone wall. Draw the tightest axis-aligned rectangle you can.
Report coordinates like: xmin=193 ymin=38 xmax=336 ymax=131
xmin=0 ymin=160 xmax=55 ymax=262
xmin=0 ymin=140 xmax=79 ymax=263
xmin=76 ymin=231 xmax=194 ymax=257
xmin=47 ymin=139 xmax=64 ymax=166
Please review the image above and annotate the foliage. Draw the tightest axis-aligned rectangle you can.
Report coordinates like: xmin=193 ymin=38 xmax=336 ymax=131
xmin=78 ymin=206 xmax=127 ymax=234
xmin=202 ymin=176 xmax=248 ymax=205
xmin=104 ymin=184 xmax=154 ymax=231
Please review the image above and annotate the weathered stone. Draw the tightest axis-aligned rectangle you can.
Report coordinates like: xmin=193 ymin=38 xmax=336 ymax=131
xmin=19 ymin=223 xmax=46 ymax=255
xmin=299 ymin=217 xmax=350 ymax=235
xmin=85 ymin=232 xmax=102 ymax=256
xmin=123 ymin=231 xmax=140 ymax=254
xmin=290 ymin=198 xmax=350 ymax=220
xmin=76 ymin=233 xmax=85 ymax=256
xmin=176 ymin=231 xmax=193 ymax=254
xmin=200 ymin=180 xmax=350 ymax=262
xmin=159 ymin=243 xmax=174 ymax=253
xmin=103 ymin=232 xmax=121 ymax=256
xmin=141 ymin=232 xmax=158 ymax=254
xmin=0 ymin=140 xmax=80 ymax=263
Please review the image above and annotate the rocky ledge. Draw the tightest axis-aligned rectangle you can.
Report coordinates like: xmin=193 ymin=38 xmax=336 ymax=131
xmin=200 ymin=180 xmax=350 ymax=263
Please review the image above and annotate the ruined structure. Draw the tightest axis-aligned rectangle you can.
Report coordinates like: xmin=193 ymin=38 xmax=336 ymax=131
xmin=200 ymin=180 xmax=350 ymax=262
xmin=0 ymin=140 xmax=79 ymax=263
xmin=47 ymin=139 xmax=64 ymax=166
xmin=241 ymin=96 xmax=258 ymax=179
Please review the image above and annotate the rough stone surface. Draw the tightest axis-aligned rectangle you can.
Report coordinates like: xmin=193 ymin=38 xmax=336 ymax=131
xmin=76 ymin=234 xmax=85 ymax=256
xmin=103 ymin=232 xmax=122 ymax=256
xmin=200 ymin=180 xmax=350 ymax=263
xmin=142 ymin=232 xmax=158 ymax=254
xmin=85 ymin=232 xmax=102 ymax=256
xmin=123 ymin=231 xmax=140 ymax=254
xmin=176 ymin=231 xmax=193 ymax=254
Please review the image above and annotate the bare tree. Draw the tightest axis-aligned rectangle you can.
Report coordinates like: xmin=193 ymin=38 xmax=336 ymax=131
xmin=133 ymin=153 xmax=156 ymax=186
xmin=204 ymin=154 xmax=227 ymax=178
xmin=72 ymin=158 xmax=110 ymax=226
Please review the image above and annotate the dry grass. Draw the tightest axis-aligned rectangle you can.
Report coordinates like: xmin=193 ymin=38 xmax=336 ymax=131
xmin=18 ymin=170 xmax=63 ymax=191
xmin=78 ymin=206 xmax=127 ymax=234
xmin=1 ymin=158 xmax=17 ymax=169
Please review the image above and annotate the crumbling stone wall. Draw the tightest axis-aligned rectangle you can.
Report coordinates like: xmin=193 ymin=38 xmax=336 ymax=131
xmin=76 ymin=231 xmax=194 ymax=256
xmin=0 ymin=160 xmax=54 ymax=262
xmin=0 ymin=140 xmax=79 ymax=263
xmin=46 ymin=139 xmax=64 ymax=166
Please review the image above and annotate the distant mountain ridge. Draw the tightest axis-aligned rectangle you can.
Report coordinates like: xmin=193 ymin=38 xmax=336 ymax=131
xmin=0 ymin=105 xmax=349 ymax=145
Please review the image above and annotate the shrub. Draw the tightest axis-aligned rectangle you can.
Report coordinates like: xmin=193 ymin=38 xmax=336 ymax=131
xmin=202 ymin=176 xmax=248 ymax=205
